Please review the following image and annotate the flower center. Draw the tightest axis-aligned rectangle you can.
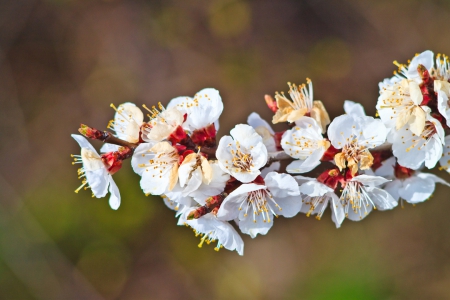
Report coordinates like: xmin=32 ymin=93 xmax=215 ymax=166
xmin=231 ymin=142 xmax=254 ymax=172
xmin=276 ymin=79 xmax=313 ymax=111
xmin=238 ymin=189 xmax=282 ymax=223
xmin=340 ymin=181 xmax=374 ymax=219
xmin=190 ymin=227 xmax=224 ymax=252
xmin=302 ymin=195 xmax=328 ymax=220
xmin=335 ymin=141 xmax=373 ymax=174
xmin=405 ymin=120 xmax=437 ymax=152
xmin=431 ymin=53 xmax=450 ymax=81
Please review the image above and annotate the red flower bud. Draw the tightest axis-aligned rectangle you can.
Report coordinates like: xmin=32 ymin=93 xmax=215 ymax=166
xmin=78 ymin=124 xmax=106 ymax=141
xmin=265 ymin=94 xmax=278 ymax=113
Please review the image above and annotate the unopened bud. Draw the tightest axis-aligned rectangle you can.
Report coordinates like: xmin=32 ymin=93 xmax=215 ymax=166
xmin=265 ymin=94 xmax=278 ymax=113
xmin=187 ymin=206 xmax=208 ymax=220
xmin=78 ymin=124 xmax=106 ymax=141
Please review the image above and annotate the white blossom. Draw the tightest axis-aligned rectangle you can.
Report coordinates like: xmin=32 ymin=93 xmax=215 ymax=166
xmin=184 ymin=212 xmax=244 ymax=255
xmin=247 ymin=112 xmax=277 ymax=152
xmin=295 ymin=175 xmax=345 ymax=228
xmin=393 ymin=50 xmax=434 ymax=83
xmin=216 ymin=172 xmax=301 ymax=238
xmin=390 ymin=113 xmax=444 ymax=169
xmin=281 ymin=117 xmax=329 ymax=173
xmin=340 ymin=175 xmax=397 ymax=221
xmin=71 ymin=134 xmax=121 ymax=210
xmin=177 ymin=152 xmax=213 ymax=198
xmin=131 ymin=141 xmax=179 ymax=195
xmin=376 ymin=156 xmax=450 ymax=204
xmin=167 ymin=88 xmax=223 ymax=132
xmin=327 ymin=114 xmax=387 ymax=175
xmin=272 ymin=79 xmax=330 ymax=133
xmin=435 ymin=79 xmax=450 ymax=125
xmin=101 ymin=102 xmax=144 ymax=152
xmin=377 ymin=78 xmax=428 ymax=136
xmin=141 ymin=104 xmax=184 ymax=142
xmin=216 ymin=124 xmax=268 ymax=183
xmin=188 ymin=162 xmax=230 ymax=205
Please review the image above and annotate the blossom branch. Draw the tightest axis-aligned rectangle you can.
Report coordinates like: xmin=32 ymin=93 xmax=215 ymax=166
xmin=79 ymin=124 xmax=138 ymax=150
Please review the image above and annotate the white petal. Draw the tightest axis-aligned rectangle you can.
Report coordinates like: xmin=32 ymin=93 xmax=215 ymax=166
xmin=178 ymin=154 xmax=198 ymax=187
xmin=250 ymin=142 xmax=268 ymax=170
xmin=383 ymin=180 xmax=402 ymax=202
xmin=264 ymin=172 xmax=300 ymax=197
xmin=346 ymin=203 xmax=373 ymax=221
xmin=108 ymin=176 xmax=121 ymax=210
xmin=86 ymin=168 xmax=109 ymax=198
xmin=182 ymin=168 xmax=203 ymax=196
xmin=436 ymin=89 xmax=450 ymax=124
xmin=186 ymin=214 xmax=244 ymax=255
xmin=260 ymin=162 xmax=280 ymax=177
xmin=140 ymin=170 xmax=170 ymax=195
xmin=424 ymin=136 xmax=443 ymax=169
xmin=417 ymin=172 xmax=450 ymax=186
xmin=100 ymin=143 xmax=120 ymax=153
xmin=230 ymin=124 xmax=263 ymax=150
xmin=274 ymin=195 xmax=302 ymax=218
xmin=217 ymin=184 xmax=265 ymax=220
xmin=344 ymin=100 xmax=366 ymax=117
xmin=237 ymin=210 xmax=273 ymax=238
xmin=294 ymin=175 xmax=317 ymax=185
xmin=439 ymin=135 xmax=450 ymax=172
xmin=327 ymin=114 xmax=358 ymax=149
xmin=329 ymin=192 xmax=345 ymax=228
xmin=72 ymin=134 xmax=98 ymax=154
xmin=398 ymin=174 xmax=438 ymax=203
xmin=351 ymin=174 xmax=389 ymax=187
xmin=358 ymin=117 xmax=388 ymax=148
xmin=374 ymin=156 xmax=396 ymax=178
xmin=299 ymin=180 xmax=333 ymax=197
xmin=367 ymin=187 xmax=397 ymax=210
xmin=131 ymin=142 xmax=156 ymax=176
xmin=247 ymin=112 xmax=275 ymax=134
xmin=285 ymin=148 xmax=323 ymax=173
xmin=409 ymin=81 xmax=424 ymax=105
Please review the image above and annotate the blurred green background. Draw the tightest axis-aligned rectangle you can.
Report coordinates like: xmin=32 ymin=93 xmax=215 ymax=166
xmin=2 ymin=0 xmax=450 ymax=299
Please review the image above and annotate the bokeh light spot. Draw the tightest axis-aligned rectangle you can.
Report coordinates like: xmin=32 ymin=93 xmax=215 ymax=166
xmin=308 ymin=38 xmax=351 ymax=80
xmin=209 ymin=0 xmax=252 ymax=38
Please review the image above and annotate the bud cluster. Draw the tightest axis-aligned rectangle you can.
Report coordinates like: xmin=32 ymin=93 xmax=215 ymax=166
xmin=71 ymin=51 xmax=450 ymax=255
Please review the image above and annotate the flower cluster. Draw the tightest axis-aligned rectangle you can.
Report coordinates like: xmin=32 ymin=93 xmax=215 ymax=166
xmin=71 ymin=51 xmax=450 ymax=255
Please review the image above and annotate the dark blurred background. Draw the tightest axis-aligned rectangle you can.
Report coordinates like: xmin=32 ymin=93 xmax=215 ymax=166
xmin=2 ymin=0 xmax=450 ymax=299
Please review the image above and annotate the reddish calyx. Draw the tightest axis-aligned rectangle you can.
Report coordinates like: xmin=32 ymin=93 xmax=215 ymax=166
xmin=168 ymin=125 xmax=188 ymax=144
xmin=252 ymin=175 xmax=265 ymax=185
xmin=371 ymin=150 xmax=393 ymax=171
xmin=191 ymin=123 xmax=217 ymax=147
xmin=317 ymin=168 xmax=345 ymax=190
xmin=101 ymin=147 xmax=134 ymax=174
xmin=321 ymin=143 xmax=340 ymax=161
xmin=418 ymin=64 xmax=437 ymax=107
xmin=274 ymin=131 xmax=285 ymax=151
xmin=394 ymin=163 xmax=414 ymax=179
xmin=177 ymin=149 xmax=194 ymax=164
